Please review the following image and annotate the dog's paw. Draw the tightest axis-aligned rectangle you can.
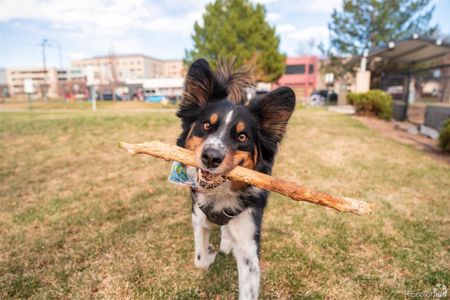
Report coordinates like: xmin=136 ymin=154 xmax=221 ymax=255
xmin=194 ymin=245 xmax=217 ymax=270
xmin=220 ymin=238 xmax=233 ymax=255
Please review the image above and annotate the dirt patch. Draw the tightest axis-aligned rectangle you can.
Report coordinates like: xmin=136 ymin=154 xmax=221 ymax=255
xmin=353 ymin=116 xmax=450 ymax=164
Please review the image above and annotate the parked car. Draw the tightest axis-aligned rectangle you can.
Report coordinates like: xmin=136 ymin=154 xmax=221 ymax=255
xmin=97 ymin=93 xmax=122 ymax=101
xmin=309 ymin=90 xmax=338 ymax=105
xmin=386 ymin=85 xmax=404 ymax=100
xmin=144 ymin=95 xmax=166 ymax=103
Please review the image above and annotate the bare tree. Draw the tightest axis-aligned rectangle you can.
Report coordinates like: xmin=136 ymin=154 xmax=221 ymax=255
xmin=108 ymin=43 xmax=119 ymax=102
xmin=296 ymin=38 xmax=318 ymax=56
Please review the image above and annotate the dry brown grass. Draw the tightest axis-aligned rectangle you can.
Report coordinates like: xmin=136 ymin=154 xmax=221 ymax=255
xmin=0 ymin=99 xmax=176 ymax=111
xmin=0 ymin=107 xmax=449 ymax=299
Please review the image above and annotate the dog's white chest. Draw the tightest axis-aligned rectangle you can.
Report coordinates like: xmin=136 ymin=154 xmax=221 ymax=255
xmin=196 ymin=182 xmax=242 ymax=213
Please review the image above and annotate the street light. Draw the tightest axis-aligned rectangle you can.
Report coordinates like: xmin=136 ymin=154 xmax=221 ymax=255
xmin=41 ymin=39 xmax=49 ymax=101
xmin=41 ymin=38 xmax=66 ymax=101
xmin=46 ymin=39 xmax=65 ymax=101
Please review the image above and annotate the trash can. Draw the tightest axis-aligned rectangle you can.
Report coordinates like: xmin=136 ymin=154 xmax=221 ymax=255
xmin=393 ymin=100 xmax=407 ymax=121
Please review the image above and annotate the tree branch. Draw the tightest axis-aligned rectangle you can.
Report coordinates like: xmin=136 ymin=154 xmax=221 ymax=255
xmin=119 ymin=141 xmax=372 ymax=216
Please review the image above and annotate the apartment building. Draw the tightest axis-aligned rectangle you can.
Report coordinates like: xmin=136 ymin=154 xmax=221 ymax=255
xmin=163 ymin=60 xmax=185 ymax=78
xmin=6 ymin=67 xmax=67 ymax=98
xmin=273 ymin=56 xmax=319 ymax=100
xmin=71 ymin=54 xmax=184 ymax=85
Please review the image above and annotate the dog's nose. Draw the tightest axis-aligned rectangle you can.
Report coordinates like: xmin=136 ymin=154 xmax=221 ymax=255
xmin=201 ymin=148 xmax=224 ymax=169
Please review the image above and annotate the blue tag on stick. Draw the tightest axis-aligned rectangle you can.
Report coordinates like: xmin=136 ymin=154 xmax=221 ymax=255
xmin=168 ymin=162 xmax=196 ymax=188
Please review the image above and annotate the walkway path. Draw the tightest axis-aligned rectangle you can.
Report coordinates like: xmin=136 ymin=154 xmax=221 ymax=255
xmin=354 ymin=116 xmax=449 ymax=164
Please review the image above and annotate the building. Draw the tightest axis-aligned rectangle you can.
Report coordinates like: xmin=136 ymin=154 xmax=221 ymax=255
xmin=163 ymin=60 xmax=185 ymax=78
xmin=274 ymin=56 xmax=319 ymax=101
xmin=6 ymin=67 xmax=67 ymax=98
xmin=71 ymin=54 xmax=185 ymax=85
xmin=126 ymin=77 xmax=184 ymax=98
xmin=0 ymin=68 xmax=8 ymax=98
xmin=62 ymin=68 xmax=88 ymax=99
xmin=0 ymin=68 xmax=6 ymax=84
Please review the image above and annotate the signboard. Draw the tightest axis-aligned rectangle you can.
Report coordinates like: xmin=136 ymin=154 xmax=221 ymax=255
xmin=325 ymin=73 xmax=334 ymax=84
xmin=23 ymin=79 xmax=34 ymax=94
xmin=85 ymin=66 xmax=95 ymax=86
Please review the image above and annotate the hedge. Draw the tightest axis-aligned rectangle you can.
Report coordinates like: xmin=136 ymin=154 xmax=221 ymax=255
xmin=347 ymin=89 xmax=393 ymax=120
xmin=438 ymin=118 xmax=450 ymax=153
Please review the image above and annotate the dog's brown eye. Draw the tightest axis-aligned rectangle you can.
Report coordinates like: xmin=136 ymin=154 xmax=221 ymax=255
xmin=203 ymin=122 xmax=211 ymax=131
xmin=238 ymin=133 xmax=248 ymax=142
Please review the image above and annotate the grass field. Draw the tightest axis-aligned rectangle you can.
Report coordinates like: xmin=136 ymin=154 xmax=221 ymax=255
xmin=0 ymin=99 xmax=177 ymax=111
xmin=0 ymin=107 xmax=449 ymax=299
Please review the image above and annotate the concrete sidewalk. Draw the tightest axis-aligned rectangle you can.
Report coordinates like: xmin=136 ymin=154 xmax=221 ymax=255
xmin=328 ymin=105 xmax=355 ymax=115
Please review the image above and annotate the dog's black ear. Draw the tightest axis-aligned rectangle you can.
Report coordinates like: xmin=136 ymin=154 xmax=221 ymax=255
xmin=177 ymin=59 xmax=227 ymax=120
xmin=249 ymin=87 xmax=296 ymax=162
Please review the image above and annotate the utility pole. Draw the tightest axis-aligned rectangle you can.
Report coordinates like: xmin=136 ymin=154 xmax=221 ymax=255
xmin=51 ymin=40 xmax=65 ymax=101
xmin=41 ymin=39 xmax=49 ymax=101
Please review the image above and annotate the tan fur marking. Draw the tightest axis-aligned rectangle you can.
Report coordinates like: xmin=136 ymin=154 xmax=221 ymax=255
xmin=185 ymin=136 xmax=204 ymax=151
xmin=210 ymin=113 xmax=218 ymax=125
xmin=236 ymin=121 xmax=245 ymax=133
xmin=230 ymin=150 xmax=254 ymax=191
xmin=233 ymin=150 xmax=254 ymax=169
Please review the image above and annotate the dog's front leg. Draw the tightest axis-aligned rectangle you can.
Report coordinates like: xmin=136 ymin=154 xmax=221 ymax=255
xmin=228 ymin=209 xmax=260 ymax=300
xmin=220 ymin=225 xmax=234 ymax=255
xmin=192 ymin=205 xmax=216 ymax=270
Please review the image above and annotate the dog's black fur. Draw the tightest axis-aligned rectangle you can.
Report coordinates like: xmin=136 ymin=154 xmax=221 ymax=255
xmin=176 ymin=58 xmax=295 ymax=299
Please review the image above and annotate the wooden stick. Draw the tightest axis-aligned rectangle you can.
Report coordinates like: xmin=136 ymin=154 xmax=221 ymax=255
xmin=118 ymin=141 xmax=372 ymax=216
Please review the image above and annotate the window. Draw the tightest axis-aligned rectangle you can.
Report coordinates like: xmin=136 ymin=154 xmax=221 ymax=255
xmin=285 ymin=64 xmax=305 ymax=74
xmin=309 ymin=64 xmax=314 ymax=74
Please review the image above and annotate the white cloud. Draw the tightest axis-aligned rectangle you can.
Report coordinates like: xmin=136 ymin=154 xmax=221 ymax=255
xmin=277 ymin=24 xmax=328 ymax=41
xmin=252 ymin=0 xmax=279 ymax=4
xmin=267 ymin=12 xmax=281 ymax=21
xmin=294 ymin=0 xmax=341 ymax=13
xmin=67 ymin=51 xmax=87 ymax=60
xmin=277 ymin=24 xmax=296 ymax=33
xmin=0 ymin=0 xmax=207 ymax=37
xmin=285 ymin=25 xmax=329 ymax=41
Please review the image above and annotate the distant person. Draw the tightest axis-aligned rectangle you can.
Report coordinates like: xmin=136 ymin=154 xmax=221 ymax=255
xmin=137 ymin=88 xmax=144 ymax=101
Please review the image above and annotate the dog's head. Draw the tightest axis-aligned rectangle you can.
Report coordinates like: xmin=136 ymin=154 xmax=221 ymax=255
xmin=177 ymin=58 xmax=295 ymax=189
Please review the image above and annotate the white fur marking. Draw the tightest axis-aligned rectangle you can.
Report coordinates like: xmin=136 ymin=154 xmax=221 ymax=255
xmin=228 ymin=209 xmax=260 ymax=300
xmin=191 ymin=124 xmax=262 ymax=298
xmin=204 ymin=109 xmax=234 ymax=148
xmin=225 ymin=109 xmax=234 ymax=125
xmin=196 ymin=182 xmax=241 ymax=212
xmin=205 ymin=136 xmax=224 ymax=149
xmin=220 ymin=225 xmax=234 ymax=255
xmin=192 ymin=205 xmax=216 ymax=269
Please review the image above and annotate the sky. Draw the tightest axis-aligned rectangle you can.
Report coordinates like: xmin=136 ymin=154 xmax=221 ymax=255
xmin=0 ymin=0 xmax=449 ymax=69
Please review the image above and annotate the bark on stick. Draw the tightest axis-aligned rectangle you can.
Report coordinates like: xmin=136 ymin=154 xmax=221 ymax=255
xmin=119 ymin=141 xmax=372 ymax=216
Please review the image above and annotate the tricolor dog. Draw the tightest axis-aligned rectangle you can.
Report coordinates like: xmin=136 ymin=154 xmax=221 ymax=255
xmin=175 ymin=58 xmax=295 ymax=299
